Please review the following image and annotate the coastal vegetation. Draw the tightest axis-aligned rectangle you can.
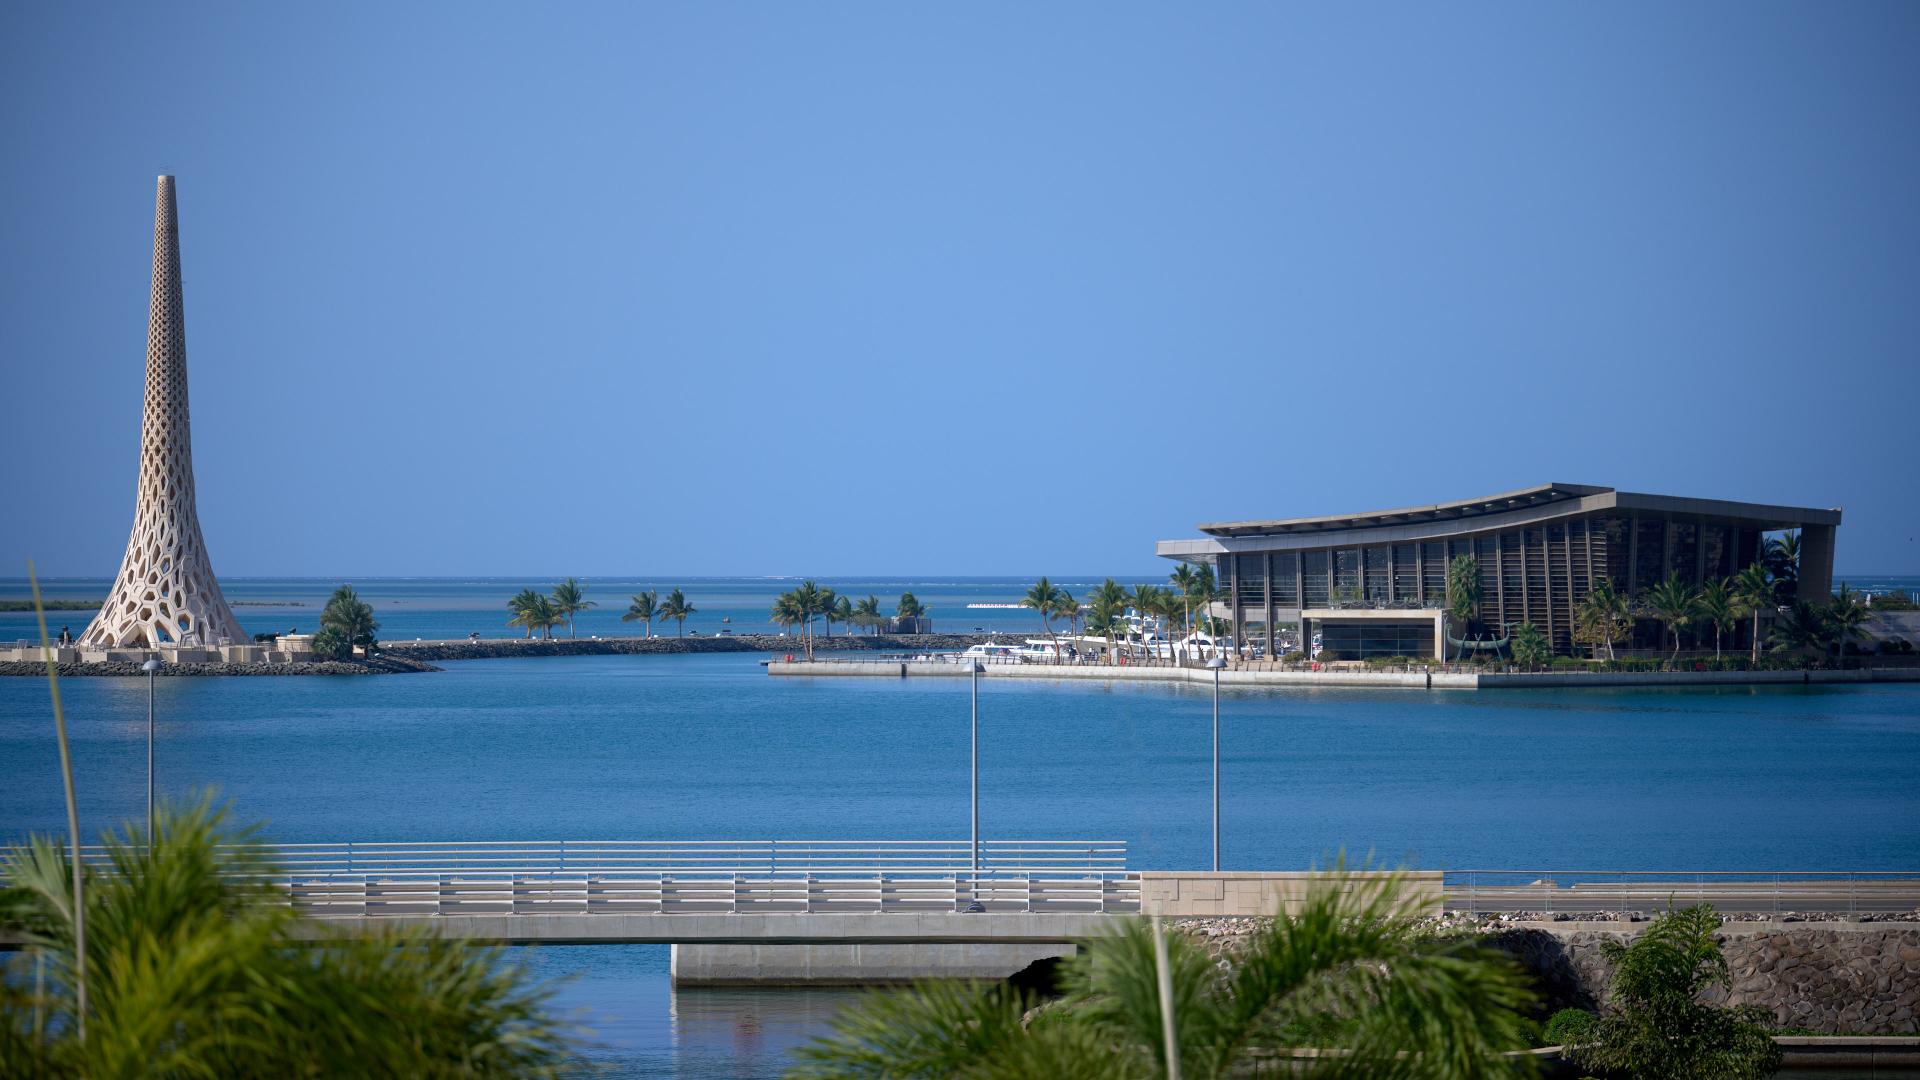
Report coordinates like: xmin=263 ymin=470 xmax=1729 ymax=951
xmin=1559 ymin=904 xmax=1782 ymax=1080
xmin=792 ymin=869 xmax=1538 ymax=1079
xmin=549 ymin=577 xmax=594 ymax=638
xmin=621 ymin=589 xmax=659 ymax=637
xmin=0 ymin=799 xmax=576 ymax=1076
xmin=312 ymin=584 xmax=378 ymax=660
xmin=1446 ymin=555 xmax=1481 ymax=660
xmin=507 ymin=589 xmax=561 ymax=639
xmin=658 ymin=588 xmax=696 ymax=637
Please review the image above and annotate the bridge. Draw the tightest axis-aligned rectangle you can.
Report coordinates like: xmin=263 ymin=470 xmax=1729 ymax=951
xmin=21 ymin=839 xmax=1918 ymax=983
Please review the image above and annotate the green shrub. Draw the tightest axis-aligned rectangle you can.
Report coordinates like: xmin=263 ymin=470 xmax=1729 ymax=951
xmin=1570 ymin=905 xmax=1782 ymax=1080
xmin=1315 ymin=649 xmax=1346 ymax=662
xmin=1280 ymin=650 xmax=1307 ymax=663
xmin=1543 ymin=1007 xmax=1597 ymax=1046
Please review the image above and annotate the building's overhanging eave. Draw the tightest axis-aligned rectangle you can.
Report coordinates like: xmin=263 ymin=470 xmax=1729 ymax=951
xmin=1196 ymin=483 xmax=1609 ymax=538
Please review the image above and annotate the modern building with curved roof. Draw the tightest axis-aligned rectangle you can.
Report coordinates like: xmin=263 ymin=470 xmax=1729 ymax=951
xmin=1156 ymin=484 xmax=1841 ymax=659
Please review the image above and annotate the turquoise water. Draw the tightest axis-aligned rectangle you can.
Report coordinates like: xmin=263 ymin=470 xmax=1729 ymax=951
xmin=4 ymin=646 xmax=1919 ymax=1074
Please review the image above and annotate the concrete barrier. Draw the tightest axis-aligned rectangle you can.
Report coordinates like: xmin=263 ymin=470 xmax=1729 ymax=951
xmin=1140 ymin=871 xmax=1443 ymax=918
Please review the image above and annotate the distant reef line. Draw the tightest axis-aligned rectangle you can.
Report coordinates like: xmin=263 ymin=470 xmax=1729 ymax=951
xmin=0 ymin=655 xmax=439 ymax=678
xmin=383 ymin=633 xmax=1003 ymax=662
xmin=0 ymin=599 xmax=300 ymax=611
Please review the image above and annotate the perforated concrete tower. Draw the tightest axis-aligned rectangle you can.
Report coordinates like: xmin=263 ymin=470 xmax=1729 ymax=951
xmin=80 ymin=176 xmax=246 ymax=648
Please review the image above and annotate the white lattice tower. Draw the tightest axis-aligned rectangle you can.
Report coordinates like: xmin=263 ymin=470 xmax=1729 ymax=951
xmin=80 ymin=176 xmax=245 ymax=649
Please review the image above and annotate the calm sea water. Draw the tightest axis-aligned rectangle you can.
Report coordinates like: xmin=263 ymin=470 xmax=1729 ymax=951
xmin=4 ymin=577 xmax=1919 ymax=1076
xmin=0 ymin=575 xmax=1129 ymax=644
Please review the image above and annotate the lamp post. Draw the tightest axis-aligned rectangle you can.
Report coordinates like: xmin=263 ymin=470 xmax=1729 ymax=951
xmin=142 ymin=658 xmax=160 ymax=840
xmin=968 ymin=660 xmax=984 ymax=912
xmin=1206 ymin=654 xmax=1226 ymax=872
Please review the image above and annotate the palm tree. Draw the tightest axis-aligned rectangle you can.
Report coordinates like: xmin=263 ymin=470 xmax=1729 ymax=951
xmin=506 ymin=588 xmax=546 ymax=639
xmin=792 ymin=868 xmax=1537 ymax=1079
xmin=791 ymin=580 xmax=828 ymax=654
xmin=1731 ymin=563 xmax=1775 ymax=664
xmin=1128 ymin=584 xmax=1158 ymax=656
xmin=1169 ymin=563 xmax=1201 ymax=646
xmin=1764 ymin=531 xmax=1801 ymax=602
xmin=1768 ymin=600 xmax=1829 ymax=656
xmin=1191 ymin=563 xmax=1222 ymax=638
xmin=1022 ymin=577 xmax=1064 ymax=656
xmin=1511 ymin=621 xmax=1549 ymax=669
xmin=1646 ymin=573 xmax=1699 ymax=667
xmin=896 ymin=592 xmax=925 ymax=622
xmin=853 ymin=594 xmax=883 ymax=635
xmin=1827 ymin=584 xmax=1869 ymax=665
xmin=549 ymin=578 xmax=594 ymax=638
xmin=1695 ymin=578 xmax=1736 ymax=660
xmin=770 ymin=592 xmax=804 ymax=641
xmin=830 ymin=594 xmax=853 ymax=638
xmin=1049 ymin=589 xmax=1079 ymax=642
xmin=0 ymin=799 xmax=576 ymax=1076
xmin=657 ymin=588 xmax=694 ymax=637
xmin=1089 ymin=579 xmax=1130 ymax=663
xmin=1575 ymin=578 xmax=1631 ymax=661
xmin=621 ymin=589 xmax=659 ymax=638
xmin=319 ymin=584 xmax=379 ymax=659
xmin=1446 ymin=555 xmax=1481 ymax=661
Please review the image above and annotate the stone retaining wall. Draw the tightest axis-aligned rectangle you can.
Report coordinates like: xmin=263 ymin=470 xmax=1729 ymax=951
xmin=1489 ymin=924 xmax=1920 ymax=1035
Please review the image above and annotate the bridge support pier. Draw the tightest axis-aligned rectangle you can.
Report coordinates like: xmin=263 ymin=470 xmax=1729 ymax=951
xmin=669 ymin=942 xmax=1075 ymax=986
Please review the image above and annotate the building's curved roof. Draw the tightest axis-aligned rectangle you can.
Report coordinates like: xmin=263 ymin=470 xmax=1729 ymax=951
xmin=1198 ymin=483 xmax=1610 ymax=538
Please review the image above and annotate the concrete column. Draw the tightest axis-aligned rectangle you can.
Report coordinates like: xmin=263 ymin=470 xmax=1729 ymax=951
xmin=1799 ymin=524 xmax=1837 ymax=602
xmin=1263 ymin=552 xmax=1275 ymax=658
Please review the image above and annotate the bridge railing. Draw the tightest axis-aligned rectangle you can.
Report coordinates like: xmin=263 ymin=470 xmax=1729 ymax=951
xmin=1443 ymin=870 xmax=1920 ymax=917
xmin=50 ymin=839 xmax=1136 ymax=917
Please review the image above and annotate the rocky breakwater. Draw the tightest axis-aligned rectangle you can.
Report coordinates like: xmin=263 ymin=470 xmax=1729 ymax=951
xmin=384 ymin=633 xmax=1003 ymax=662
xmin=0 ymin=654 xmax=440 ymax=677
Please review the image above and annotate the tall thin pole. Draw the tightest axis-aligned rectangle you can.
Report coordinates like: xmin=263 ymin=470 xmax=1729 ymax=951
xmin=1211 ymin=666 xmax=1221 ymax=873
xmin=970 ymin=662 xmax=980 ymax=884
xmin=146 ymin=668 xmax=156 ymax=840
xmin=1153 ymin=915 xmax=1182 ymax=1080
xmin=29 ymin=562 xmax=84 ymax=1041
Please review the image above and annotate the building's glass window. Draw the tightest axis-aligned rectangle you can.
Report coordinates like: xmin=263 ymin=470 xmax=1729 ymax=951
xmin=1421 ymin=541 xmax=1447 ymax=601
xmin=1236 ymin=553 xmax=1266 ymax=605
xmin=1500 ymin=531 xmax=1526 ymax=627
xmin=1600 ymin=516 xmax=1632 ymax=591
xmin=1364 ymin=546 xmax=1389 ymax=604
xmin=1320 ymin=621 xmax=1435 ymax=659
xmin=1476 ymin=536 xmax=1499 ymax=625
xmin=1669 ymin=521 xmax=1698 ymax=582
xmin=1272 ymin=554 xmax=1298 ymax=606
xmin=1302 ymin=550 xmax=1330 ymax=607
xmin=1735 ymin=527 xmax=1761 ymax=572
xmin=1525 ymin=528 xmax=1549 ymax=622
xmin=1634 ymin=515 xmax=1666 ymax=592
xmin=1701 ymin=524 xmax=1729 ymax=582
xmin=1333 ymin=548 xmax=1361 ymax=605
xmin=1392 ymin=544 xmax=1418 ymax=603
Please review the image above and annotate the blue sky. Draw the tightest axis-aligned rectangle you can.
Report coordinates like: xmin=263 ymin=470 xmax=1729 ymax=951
xmin=3 ymin=3 xmax=1916 ymax=578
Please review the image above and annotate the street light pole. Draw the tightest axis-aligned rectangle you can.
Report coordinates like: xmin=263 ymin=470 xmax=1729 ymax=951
xmin=1207 ymin=655 xmax=1226 ymax=872
xmin=142 ymin=658 xmax=160 ymax=840
xmin=968 ymin=660 xmax=984 ymax=911
xmin=971 ymin=659 xmax=980 ymax=882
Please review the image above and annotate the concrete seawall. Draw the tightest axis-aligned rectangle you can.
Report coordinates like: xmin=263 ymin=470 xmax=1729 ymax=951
xmin=767 ymin=660 xmax=1920 ymax=690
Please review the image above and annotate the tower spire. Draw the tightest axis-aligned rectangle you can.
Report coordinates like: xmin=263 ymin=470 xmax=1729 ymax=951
xmin=81 ymin=176 xmax=245 ymax=649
